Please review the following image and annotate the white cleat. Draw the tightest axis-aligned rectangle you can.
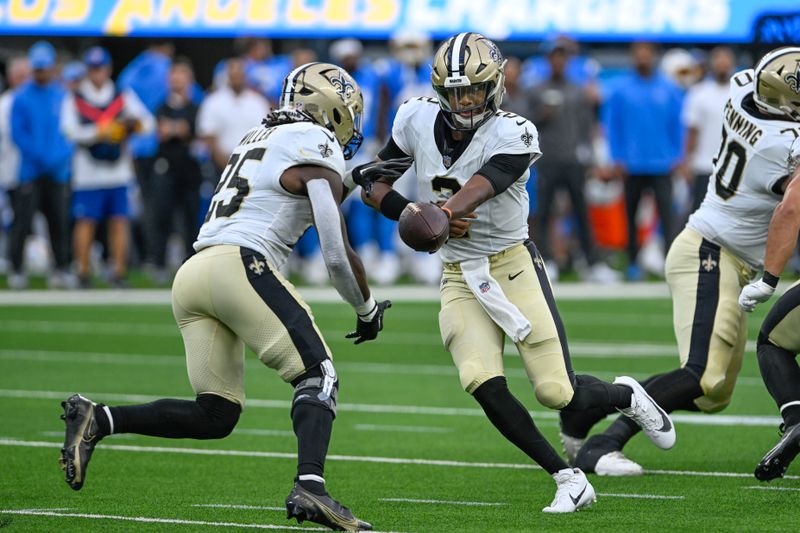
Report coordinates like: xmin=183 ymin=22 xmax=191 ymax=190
xmin=559 ymin=431 xmax=585 ymax=466
xmin=542 ymin=468 xmax=596 ymax=513
xmin=614 ymin=375 xmax=676 ymax=449
xmin=594 ymin=451 xmax=644 ymax=476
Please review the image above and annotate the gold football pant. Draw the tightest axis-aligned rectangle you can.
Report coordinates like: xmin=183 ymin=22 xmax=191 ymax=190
xmin=666 ymin=228 xmax=753 ymax=413
xmin=171 ymin=245 xmax=332 ymax=406
xmin=439 ymin=241 xmax=576 ymax=409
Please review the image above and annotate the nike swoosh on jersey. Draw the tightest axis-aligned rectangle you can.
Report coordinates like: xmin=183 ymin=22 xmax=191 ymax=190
xmin=515 ymin=120 xmax=526 ymax=126
xmin=322 ymin=131 xmax=336 ymax=143
xmin=508 ymin=270 xmax=524 ymax=280
xmin=570 ymin=485 xmax=587 ymax=506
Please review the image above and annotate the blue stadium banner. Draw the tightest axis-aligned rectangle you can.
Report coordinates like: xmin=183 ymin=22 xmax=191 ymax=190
xmin=0 ymin=0 xmax=796 ymax=41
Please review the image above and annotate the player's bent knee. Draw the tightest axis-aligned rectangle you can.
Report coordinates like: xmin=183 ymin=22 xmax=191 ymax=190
xmin=196 ymin=393 xmax=241 ymax=439
xmin=534 ymin=381 xmax=573 ymax=410
xmin=695 ymin=378 xmax=733 ymax=413
xmin=291 ymin=359 xmax=338 ymax=417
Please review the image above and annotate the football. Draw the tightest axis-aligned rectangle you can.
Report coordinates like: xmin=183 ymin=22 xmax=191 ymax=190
xmin=398 ymin=202 xmax=450 ymax=252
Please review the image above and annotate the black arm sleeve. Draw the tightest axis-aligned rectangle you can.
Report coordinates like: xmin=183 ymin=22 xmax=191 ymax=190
xmin=475 ymin=153 xmax=534 ymax=195
xmin=378 ymin=137 xmax=409 ymax=161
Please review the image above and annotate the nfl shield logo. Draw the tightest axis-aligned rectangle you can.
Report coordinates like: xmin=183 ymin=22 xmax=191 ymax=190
xmin=442 ymin=154 xmax=452 ymax=168
xmin=479 ymin=282 xmax=490 ymax=293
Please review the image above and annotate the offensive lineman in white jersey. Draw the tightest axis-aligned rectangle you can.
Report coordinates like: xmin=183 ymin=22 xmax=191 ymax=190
xmin=357 ymin=32 xmax=675 ymax=513
xmin=563 ymin=47 xmax=800 ymax=476
xmin=58 ymin=63 xmax=388 ymax=531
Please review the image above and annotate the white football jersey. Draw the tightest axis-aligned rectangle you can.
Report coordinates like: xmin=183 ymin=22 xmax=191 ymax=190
xmin=688 ymin=69 xmax=800 ymax=270
xmin=194 ymin=121 xmax=346 ymax=268
xmin=392 ymin=97 xmax=541 ymax=263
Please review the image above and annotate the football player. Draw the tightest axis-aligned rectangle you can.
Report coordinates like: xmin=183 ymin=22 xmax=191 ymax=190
xmin=356 ymin=33 xmax=675 ymax=513
xmin=58 ymin=63 xmax=389 ymax=531
xmin=560 ymin=47 xmax=800 ymax=476
xmin=738 ymin=152 xmax=800 ymax=481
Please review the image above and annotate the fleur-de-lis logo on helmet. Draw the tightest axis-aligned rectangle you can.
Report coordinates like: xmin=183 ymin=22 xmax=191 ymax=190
xmin=785 ymin=61 xmax=800 ymax=94
xmin=330 ymin=74 xmax=355 ymax=102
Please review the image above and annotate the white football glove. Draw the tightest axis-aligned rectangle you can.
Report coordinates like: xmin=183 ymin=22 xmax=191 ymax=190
xmin=739 ymin=279 xmax=776 ymax=312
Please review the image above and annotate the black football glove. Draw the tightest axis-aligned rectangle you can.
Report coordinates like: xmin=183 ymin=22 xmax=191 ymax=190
xmin=345 ymin=300 xmax=392 ymax=345
xmin=351 ymin=157 xmax=413 ymax=195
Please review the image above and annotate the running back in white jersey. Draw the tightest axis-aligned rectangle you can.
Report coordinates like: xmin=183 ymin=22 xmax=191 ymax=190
xmin=194 ymin=121 xmax=346 ymax=268
xmin=392 ymin=97 xmax=541 ymax=263
xmin=688 ymin=69 xmax=800 ymax=270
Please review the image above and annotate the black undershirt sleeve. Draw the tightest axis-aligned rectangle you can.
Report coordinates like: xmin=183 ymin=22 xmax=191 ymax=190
xmin=377 ymin=137 xmax=409 ymax=161
xmin=475 ymin=153 xmax=533 ymax=195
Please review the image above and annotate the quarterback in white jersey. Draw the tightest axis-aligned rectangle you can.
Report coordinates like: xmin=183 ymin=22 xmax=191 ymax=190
xmin=58 ymin=63 xmax=384 ymax=532
xmin=360 ymin=32 xmax=675 ymax=513
xmin=564 ymin=47 xmax=800 ymax=477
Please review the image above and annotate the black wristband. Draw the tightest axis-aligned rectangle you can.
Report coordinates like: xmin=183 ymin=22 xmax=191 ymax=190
xmin=379 ymin=190 xmax=411 ymax=221
xmin=763 ymin=271 xmax=780 ymax=288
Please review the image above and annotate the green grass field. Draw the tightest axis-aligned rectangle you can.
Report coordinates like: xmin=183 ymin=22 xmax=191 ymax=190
xmin=1 ymin=296 xmax=797 ymax=532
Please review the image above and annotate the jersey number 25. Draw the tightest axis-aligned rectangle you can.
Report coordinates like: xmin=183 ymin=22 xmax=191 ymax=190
xmin=204 ymin=148 xmax=266 ymax=222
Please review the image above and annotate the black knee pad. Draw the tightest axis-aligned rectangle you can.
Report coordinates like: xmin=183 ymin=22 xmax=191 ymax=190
xmin=292 ymin=360 xmax=338 ymax=418
xmin=196 ymin=394 xmax=241 ymax=439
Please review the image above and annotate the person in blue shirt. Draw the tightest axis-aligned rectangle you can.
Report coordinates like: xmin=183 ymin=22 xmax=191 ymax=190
xmin=603 ymin=42 xmax=684 ymax=281
xmin=212 ymin=38 xmax=292 ymax=106
xmin=117 ymin=40 xmax=175 ymax=267
xmin=8 ymin=41 xmax=74 ymax=289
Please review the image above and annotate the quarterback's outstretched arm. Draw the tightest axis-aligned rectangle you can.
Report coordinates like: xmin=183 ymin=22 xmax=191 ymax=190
xmin=740 ymin=167 xmax=800 ymax=312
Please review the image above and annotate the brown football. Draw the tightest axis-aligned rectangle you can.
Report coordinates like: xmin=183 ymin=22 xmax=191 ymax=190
xmin=398 ymin=202 xmax=449 ymax=252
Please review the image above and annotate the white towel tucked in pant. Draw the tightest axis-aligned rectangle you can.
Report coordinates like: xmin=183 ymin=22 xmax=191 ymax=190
xmin=460 ymin=257 xmax=532 ymax=342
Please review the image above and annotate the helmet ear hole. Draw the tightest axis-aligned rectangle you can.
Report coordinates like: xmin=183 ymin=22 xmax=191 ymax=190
xmin=332 ymin=108 xmax=342 ymax=124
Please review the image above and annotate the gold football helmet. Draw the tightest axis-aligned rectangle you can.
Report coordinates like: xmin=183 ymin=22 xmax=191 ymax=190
xmin=431 ymin=32 xmax=506 ymax=130
xmin=279 ymin=62 xmax=364 ymax=159
xmin=754 ymin=47 xmax=800 ymax=122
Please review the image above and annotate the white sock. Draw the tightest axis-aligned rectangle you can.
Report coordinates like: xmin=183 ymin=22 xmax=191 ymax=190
xmin=102 ymin=405 xmax=115 ymax=434
xmin=298 ymin=474 xmax=325 ymax=484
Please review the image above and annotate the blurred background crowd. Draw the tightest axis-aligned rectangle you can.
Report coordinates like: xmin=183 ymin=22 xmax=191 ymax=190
xmin=0 ymin=32 xmax=779 ymax=288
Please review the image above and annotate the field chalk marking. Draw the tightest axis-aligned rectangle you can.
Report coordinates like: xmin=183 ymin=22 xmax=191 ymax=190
xmin=597 ymin=493 xmax=685 ymax=500
xmin=2 ymin=438 xmax=797 ymax=480
xmin=380 ymin=498 xmax=506 ymax=507
xmin=0 ymin=388 xmax=781 ymax=428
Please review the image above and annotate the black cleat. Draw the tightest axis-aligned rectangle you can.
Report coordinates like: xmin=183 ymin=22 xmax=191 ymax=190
xmin=285 ymin=482 xmax=372 ymax=531
xmin=59 ymin=394 xmax=103 ymax=490
xmin=755 ymin=423 xmax=800 ymax=481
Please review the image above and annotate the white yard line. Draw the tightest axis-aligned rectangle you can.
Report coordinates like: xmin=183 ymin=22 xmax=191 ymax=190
xmin=0 ymin=388 xmax=782 ymax=428
xmin=0 ymin=509 xmax=327 ymax=530
xmin=0 ymin=283 xmax=675 ymax=306
xmin=0 ymin=348 xmax=768 ymax=388
xmin=2 ymin=438 xmax=798 ymax=480
xmin=353 ymin=424 xmax=453 ymax=434
xmin=192 ymin=504 xmax=286 ymax=511
xmin=0 ymin=438 xmax=538 ymax=470
xmin=380 ymin=498 xmax=506 ymax=506
xmin=597 ymin=493 xmax=685 ymax=500
xmin=742 ymin=485 xmax=800 ymax=492
xmin=233 ymin=429 xmax=295 ymax=437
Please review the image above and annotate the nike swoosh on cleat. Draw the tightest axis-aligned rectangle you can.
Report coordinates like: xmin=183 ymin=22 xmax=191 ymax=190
xmin=508 ymin=271 xmax=524 ymax=281
xmin=570 ymin=486 xmax=587 ymax=506
xmin=659 ymin=412 xmax=672 ymax=432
